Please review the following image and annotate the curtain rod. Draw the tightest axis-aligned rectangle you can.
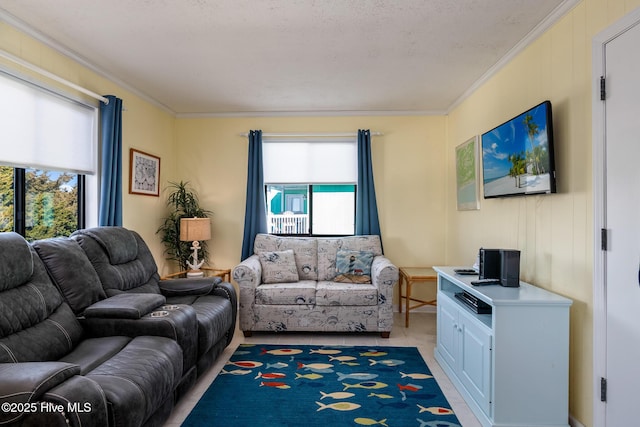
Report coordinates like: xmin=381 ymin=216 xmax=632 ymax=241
xmin=239 ymin=131 xmax=383 ymax=138
xmin=0 ymin=48 xmax=109 ymax=104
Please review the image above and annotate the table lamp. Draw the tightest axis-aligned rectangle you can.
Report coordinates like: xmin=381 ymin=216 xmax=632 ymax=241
xmin=179 ymin=217 xmax=211 ymax=277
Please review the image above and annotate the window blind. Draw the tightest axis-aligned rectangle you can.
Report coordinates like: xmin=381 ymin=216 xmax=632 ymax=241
xmin=0 ymin=71 xmax=97 ymax=174
xmin=263 ymin=139 xmax=357 ymax=183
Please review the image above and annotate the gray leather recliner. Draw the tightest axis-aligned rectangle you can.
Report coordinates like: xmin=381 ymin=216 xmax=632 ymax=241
xmin=70 ymin=226 xmax=237 ymax=376
xmin=0 ymin=232 xmax=183 ymax=427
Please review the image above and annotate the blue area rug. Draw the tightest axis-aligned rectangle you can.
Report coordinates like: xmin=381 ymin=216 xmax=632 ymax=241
xmin=183 ymin=344 xmax=461 ymax=427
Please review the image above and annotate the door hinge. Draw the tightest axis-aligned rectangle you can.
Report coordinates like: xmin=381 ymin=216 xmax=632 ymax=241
xmin=601 ymin=228 xmax=608 ymax=251
xmin=600 ymin=76 xmax=606 ymax=100
xmin=601 ymin=377 xmax=607 ymax=402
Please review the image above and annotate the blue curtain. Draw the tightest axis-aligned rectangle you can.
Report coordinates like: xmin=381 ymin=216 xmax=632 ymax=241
xmin=98 ymin=95 xmax=123 ymax=226
xmin=356 ymin=129 xmax=382 ymax=239
xmin=241 ymin=130 xmax=268 ymax=260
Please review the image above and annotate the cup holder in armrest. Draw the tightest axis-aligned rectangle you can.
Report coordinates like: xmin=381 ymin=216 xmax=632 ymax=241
xmin=161 ymin=305 xmax=180 ymax=311
xmin=150 ymin=310 xmax=170 ymax=318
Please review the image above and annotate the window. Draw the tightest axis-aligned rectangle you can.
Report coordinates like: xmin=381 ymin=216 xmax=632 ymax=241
xmin=263 ymin=138 xmax=357 ymax=236
xmin=266 ymin=184 xmax=355 ymax=235
xmin=0 ymin=70 xmax=97 ymax=239
xmin=0 ymin=166 xmax=84 ymax=240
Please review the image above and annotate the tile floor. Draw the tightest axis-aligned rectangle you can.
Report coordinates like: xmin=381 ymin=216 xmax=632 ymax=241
xmin=163 ymin=311 xmax=482 ymax=426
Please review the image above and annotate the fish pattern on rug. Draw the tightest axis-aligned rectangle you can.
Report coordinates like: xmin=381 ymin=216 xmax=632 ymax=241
xmin=183 ymin=344 xmax=461 ymax=427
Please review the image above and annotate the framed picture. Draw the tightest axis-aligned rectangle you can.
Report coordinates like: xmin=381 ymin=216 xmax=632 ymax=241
xmin=455 ymin=136 xmax=480 ymax=210
xmin=129 ymin=148 xmax=160 ymax=196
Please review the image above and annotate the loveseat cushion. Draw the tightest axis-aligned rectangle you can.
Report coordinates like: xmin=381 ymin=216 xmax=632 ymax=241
xmin=334 ymin=249 xmax=374 ymax=283
xmin=317 ymin=236 xmax=383 ymax=281
xmin=256 ymin=280 xmax=317 ymax=305
xmin=32 ymin=237 xmax=107 ymax=315
xmin=259 ymin=249 xmax=300 ymax=283
xmin=315 ymin=281 xmax=378 ymax=306
xmin=253 ymin=234 xmax=318 ymax=280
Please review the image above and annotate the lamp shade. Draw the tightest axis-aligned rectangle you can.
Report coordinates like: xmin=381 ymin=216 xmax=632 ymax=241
xmin=180 ymin=217 xmax=211 ymax=242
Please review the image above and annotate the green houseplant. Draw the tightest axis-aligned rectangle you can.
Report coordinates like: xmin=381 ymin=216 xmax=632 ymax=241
xmin=157 ymin=181 xmax=212 ymax=271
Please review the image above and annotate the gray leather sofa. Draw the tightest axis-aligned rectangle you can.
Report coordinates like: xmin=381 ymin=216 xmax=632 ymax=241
xmin=0 ymin=232 xmax=182 ymax=427
xmin=0 ymin=228 xmax=237 ymax=427
xmin=69 ymin=226 xmax=237 ymax=376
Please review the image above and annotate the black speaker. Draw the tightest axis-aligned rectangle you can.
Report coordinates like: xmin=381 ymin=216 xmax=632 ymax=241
xmin=478 ymin=248 xmax=501 ymax=280
xmin=500 ymin=250 xmax=521 ymax=287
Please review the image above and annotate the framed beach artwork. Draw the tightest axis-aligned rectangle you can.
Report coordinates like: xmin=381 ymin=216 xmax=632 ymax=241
xmin=129 ymin=148 xmax=160 ymax=196
xmin=455 ymin=136 xmax=480 ymax=210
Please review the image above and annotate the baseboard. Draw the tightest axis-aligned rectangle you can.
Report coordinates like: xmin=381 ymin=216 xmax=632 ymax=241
xmin=569 ymin=414 xmax=585 ymax=427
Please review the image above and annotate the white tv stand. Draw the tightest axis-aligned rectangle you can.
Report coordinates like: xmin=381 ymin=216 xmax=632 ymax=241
xmin=433 ymin=266 xmax=572 ymax=427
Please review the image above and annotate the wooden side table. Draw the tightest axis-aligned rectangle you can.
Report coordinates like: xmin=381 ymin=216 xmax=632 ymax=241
xmin=398 ymin=267 xmax=438 ymax=327
xmin=161 ymin=267 xmax=231 ymax=282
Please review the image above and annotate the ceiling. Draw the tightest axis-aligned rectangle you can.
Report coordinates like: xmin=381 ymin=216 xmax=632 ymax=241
xmin=0 ymin=0 xmax=573 ymax=116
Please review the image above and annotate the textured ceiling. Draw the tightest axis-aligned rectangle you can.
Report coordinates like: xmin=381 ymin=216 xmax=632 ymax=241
xmin=0 ymin=0 xmax=572 ymax=115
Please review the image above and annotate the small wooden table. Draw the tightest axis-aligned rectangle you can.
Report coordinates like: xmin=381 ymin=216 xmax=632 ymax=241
xmin=398 ymin=267 xmax=438 ymax=327
xmin=161 ymin=267 xmax=231 ymax=282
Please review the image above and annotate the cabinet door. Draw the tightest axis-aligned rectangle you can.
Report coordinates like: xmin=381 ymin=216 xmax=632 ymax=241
xmin=437 ymin=295 xmax=459 ymax=370
xmin=459 ymin=308 xmax=492 ymax=416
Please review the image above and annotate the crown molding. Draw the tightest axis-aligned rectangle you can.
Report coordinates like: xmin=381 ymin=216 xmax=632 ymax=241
xmin=0 ymin=8 xmax=176 ymax=116
xmin=176 ymin=109 xmax=445 ymax=119
xmin=2 ymin=1 xmax=581 ymax=119
xmin=446 ymin=0 xmax=582 ymax=114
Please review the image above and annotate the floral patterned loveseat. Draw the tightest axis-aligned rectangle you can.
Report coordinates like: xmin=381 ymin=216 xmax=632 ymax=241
xmin=232 ymin=234 xmax=398 ymax=337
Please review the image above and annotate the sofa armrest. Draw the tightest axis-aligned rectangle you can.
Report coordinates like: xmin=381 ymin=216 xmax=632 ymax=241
xmin=158 ymin=277 xmax=221 ymax=297
xmin=0 ymin=362 xmax=80 ymax=424
xmin=83 ymin=293 xmax=165 ymax=319
xmin=233 ymin=255 xmax=261 ymax=333
xmin=40 ymin=375 xmax=108 ymax=427
xmin=232 ymin=255 xmax=262 ymax=289
xmin=371 ymin=256 xmax=398 ymax=286
xmin=81 ymin=305 xmax=198 ymax=373
xmin=210 ymin=280 xmax=237 ymax=327
xmin=372 ymin=256 xmax=398 ymax=295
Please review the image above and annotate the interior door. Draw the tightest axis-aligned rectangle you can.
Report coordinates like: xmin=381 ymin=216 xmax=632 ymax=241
xmin=603 ymin=19 xmax=640 ymax=426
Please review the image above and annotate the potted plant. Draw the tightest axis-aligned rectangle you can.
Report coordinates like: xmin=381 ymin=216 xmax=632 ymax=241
xmin=157 ymin=181 xmax=212 ymax=271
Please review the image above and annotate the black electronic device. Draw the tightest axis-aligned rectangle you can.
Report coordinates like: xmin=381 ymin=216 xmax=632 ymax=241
xmin=478 ymin=248 xmax=501 ymax=280
xmin=454 ymin=291 xmax=492 ymax=314
xmin=500 ymin=250 xmax=521 ymax=287
xmin=478 ymin=247 xmax=521 ymax=287
xmin=454 ymin=268 xmax=478 ymax=276
xmin=471 ymin=278 xmax=500 ymax=286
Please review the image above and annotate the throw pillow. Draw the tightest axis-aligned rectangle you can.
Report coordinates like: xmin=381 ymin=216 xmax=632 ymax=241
xmin=259 ymin=249 xmax=300 ymax=284
xmin=333 ymin=249 xmax=374 ymax=284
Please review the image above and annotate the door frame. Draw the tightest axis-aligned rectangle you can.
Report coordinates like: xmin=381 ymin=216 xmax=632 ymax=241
xmin=592 ymin=7 xmax=640 ymax=426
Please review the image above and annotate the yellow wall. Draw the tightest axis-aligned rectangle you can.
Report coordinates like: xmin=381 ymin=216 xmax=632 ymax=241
xmin=445 ymin=1 xmax=640 ymax=425
xmin=0 ymin=21 xmax=176 ymax=270
xmin=175 ymin=115 xmax=447 ymax=306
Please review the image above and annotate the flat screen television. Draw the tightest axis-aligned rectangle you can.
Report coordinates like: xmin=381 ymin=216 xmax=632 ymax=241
xmin=481 ymin=100 xmax=557 ymax=198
